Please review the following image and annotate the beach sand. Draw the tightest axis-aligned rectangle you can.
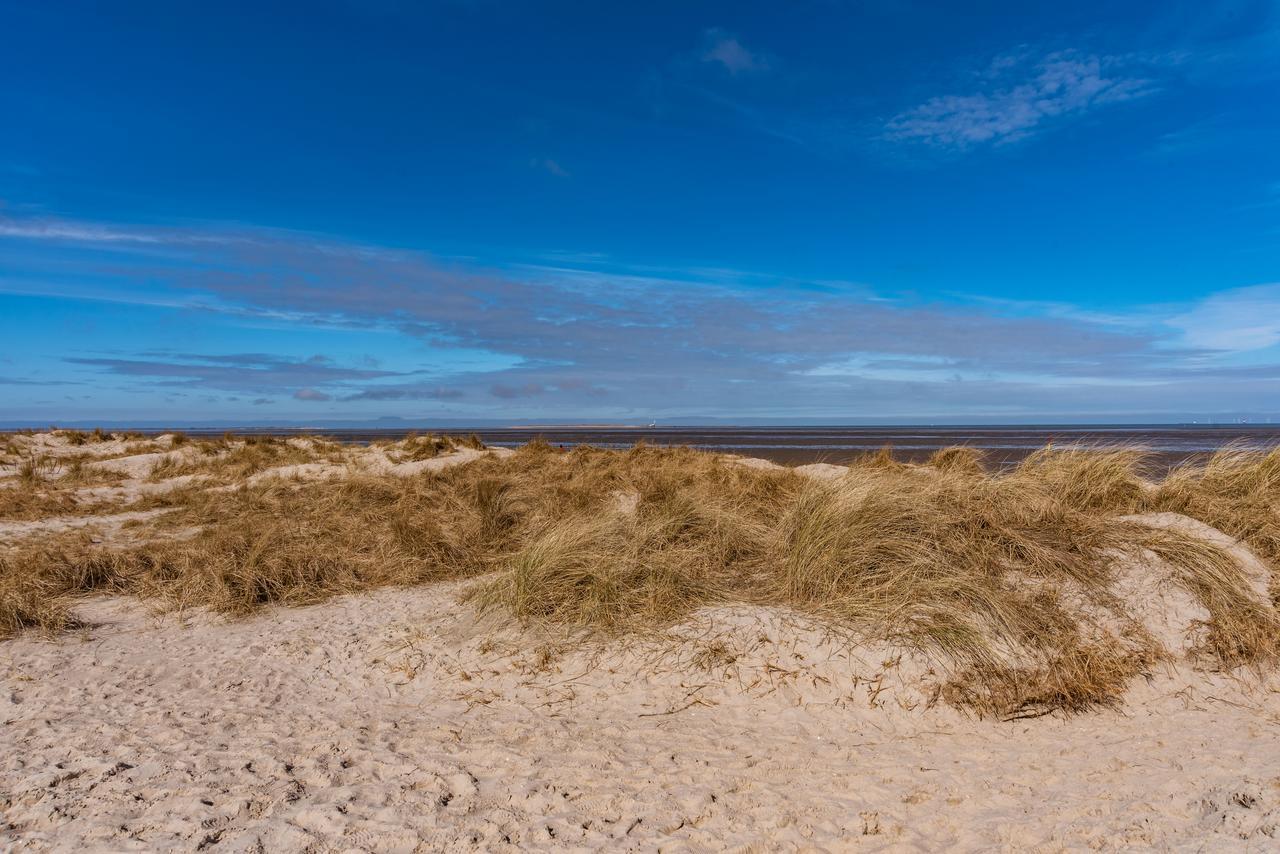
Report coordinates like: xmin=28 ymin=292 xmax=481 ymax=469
xmin=2 ymin=585 xmax=1278 ymax=851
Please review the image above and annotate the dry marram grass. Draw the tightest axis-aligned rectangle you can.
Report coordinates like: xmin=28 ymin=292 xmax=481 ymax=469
xmin=1 ymin=434 xmax=1278 ymax=718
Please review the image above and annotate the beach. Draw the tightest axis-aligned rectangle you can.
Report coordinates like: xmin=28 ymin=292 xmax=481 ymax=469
xmin=2 ymin=430 xmax=1279 ymax=850
xmin=10 ymin=2 xmax=1280 ymax=848
xmin=4 ymin=586 xmax=1279 ymax=850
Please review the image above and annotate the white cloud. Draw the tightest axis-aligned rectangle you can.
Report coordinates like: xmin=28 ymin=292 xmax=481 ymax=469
xmin=0 ymin=219 xmax=164 ymax=243
xmin=1169 ymin=283 xmax=1280 ymax=351
xmin=0 ymin=215 xmax=263 ymax=247
xmin=702 ymin=29 xmax=768 ymax=75
xmin=885 ymin=51 xmax=1156 ymax=149
xmin=531 ymin=157 xmax=570 ymax=178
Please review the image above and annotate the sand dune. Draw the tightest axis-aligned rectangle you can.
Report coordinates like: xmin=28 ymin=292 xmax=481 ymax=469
xmin=3 ymin=430 xmax=1280 ymax=850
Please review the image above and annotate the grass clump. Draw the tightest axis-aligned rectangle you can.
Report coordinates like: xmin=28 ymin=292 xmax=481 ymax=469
xmin=0 ymin=485 xmax=78 ymax=521
xmin=61 ymin=429 xmax=90 ymax=446
xmin=470 ymin=457 xmax=780 ymax=629
xmin=0 ymin=561 xmax=73 ymax=637
xmin=17 ymin=455 xmax=58 ymax=485
xmin=771 ymin=467 xmax=1157 ymax=715
xmin=926 ymin=445 xmax=987 ymax=475
xmin=149 ymin=438 xmax=312 ymax=482
xmin=1152 ymin=446 xmax=1280 ymax=571
xmin=1013 ymin=446 xmax=1149 ymax=513
xmin=58 ymin=427 xmax=114 ymax=446
xmin=458 ymin=433 xmax=487 ymax=450
xmin=399 ymin=433 xmax=453 ymax=461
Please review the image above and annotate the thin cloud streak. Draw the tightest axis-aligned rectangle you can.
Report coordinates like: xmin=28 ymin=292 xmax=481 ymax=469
xmin=885 ymin=51 xmax=1157 ymax=149
xmin=65 ymin=352 xmax=402 ymax=397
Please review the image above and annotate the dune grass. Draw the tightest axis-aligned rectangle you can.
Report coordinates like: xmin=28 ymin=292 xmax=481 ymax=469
xmin=0 ymin=484 xmax=79 ymax=521
xmin=146 ymin=434 xmax=344 ymax=482
xmin=1 ymin=438 xmax=1278 ymax=717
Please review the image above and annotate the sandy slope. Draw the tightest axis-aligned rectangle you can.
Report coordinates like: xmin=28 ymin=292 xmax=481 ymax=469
xmin=3 ymin=585 xmax=1278 ymax=852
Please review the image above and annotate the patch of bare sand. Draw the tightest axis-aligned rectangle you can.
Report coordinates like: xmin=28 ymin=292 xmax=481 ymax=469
xmin=243 ymin=461 xmax=353 ymax=486
xmin=728 ymin=455 xmax=784 ymax=472
xmin=731 ymin=456 xmax=854 ymax=482
xmin=2 ymin=586 xmax=1278 ymax=851
xmin=87 ymin=447 xmax=204 ymax=479
xmin=794 ymin=462 xmax=849 ymax=481
xmin=4 ymin=432 xmax=176 ymax=462
xmin=1095 ymin=512 xmax=1275 ymax=658
xmin=73 ymin=474 xmax=208 ymax=506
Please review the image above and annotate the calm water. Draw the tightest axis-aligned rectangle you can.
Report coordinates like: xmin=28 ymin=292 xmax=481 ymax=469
xmin=175 ymin=425 xmax=1280 ymax=467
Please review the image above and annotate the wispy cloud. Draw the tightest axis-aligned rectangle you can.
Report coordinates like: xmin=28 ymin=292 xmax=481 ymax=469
xmin=64 ymin=352 xmax=401 ymax=397
xmin=701 ymin=28 xmax=769 ymax=76
xmin=0 ymin=375 xmax=76 ymax=385
xmin=7 ymin=212 xmax=1280 ymax=418
xmin=1169 ymin=283 xmax=1280 ymax=351
xmin=341 ymin=385 xmax=465 ymax=402
xmin=0 ymin=218 xmax=167 ymax=244
xmin=885 ymin=51 xmax=1157 ymax=149
xmin=531 ymin=157 xmax=570 ymax=178
xmin=490 ymin=382 xmax=545 ymax=399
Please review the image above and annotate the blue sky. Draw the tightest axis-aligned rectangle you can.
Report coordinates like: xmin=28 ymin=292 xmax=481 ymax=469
xmin=2 ymin=0 xmax=1279 ymax=423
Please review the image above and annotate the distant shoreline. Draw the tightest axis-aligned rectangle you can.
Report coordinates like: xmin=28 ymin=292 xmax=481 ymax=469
xmin=504 ymin=424 xmax=651 ymax=429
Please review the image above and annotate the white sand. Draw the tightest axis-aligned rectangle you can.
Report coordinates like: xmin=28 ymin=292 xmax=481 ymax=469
xmin=793 ymin=462 xmax=851 ymax=481
xmin=73 ymin=474 xmax=209 ymax=506
xmin=86 ymin=447 xmax=203 ymax=479
xmin=2 ymin=585 xmax=1278 ymax=852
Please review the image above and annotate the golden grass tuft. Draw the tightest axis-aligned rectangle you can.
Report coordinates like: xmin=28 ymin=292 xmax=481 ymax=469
xmin=0 ymin=484 xmax=78 ymax=521
xmin=57 ymin=427 xmax=114 ymax=446
xmin=17 ymin=454 xmax=58 ymax=485
xmin=458 ymin=432 xmax=487 ymax=450
xmin=61 ymin=429 xmax=90 ymax=446
xmin=0 ymin=564 xmax=73 ymax=637
xmin=0 ymin=536 xmax=129 ymax=636
xmin=149 ymin=438 xmax=315 ymax=482
xmin=398 ymin=432 xmax=453 ymax=460
xmin=847 ymin=444 xmax=903 ymax=470
xmin=1013 ymin=446 xmax=1149 ymax=513
xmin=1151 ymin=446 xmax=1280 ymax=572
xmin=926 ymin=445 xmax=987 ymax=475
